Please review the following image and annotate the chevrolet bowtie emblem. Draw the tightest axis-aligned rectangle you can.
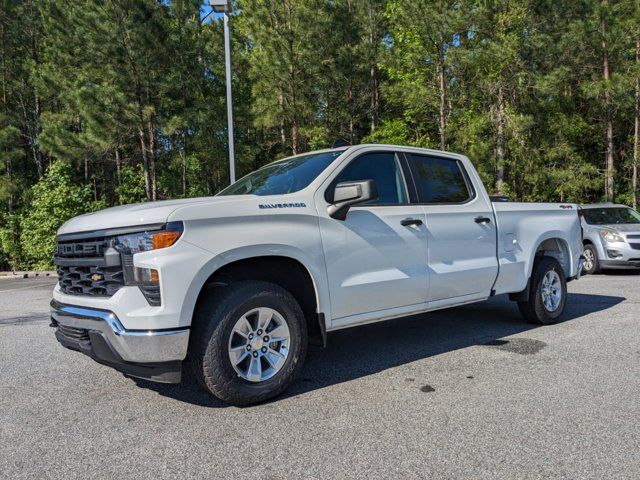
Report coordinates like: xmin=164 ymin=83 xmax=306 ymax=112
xmin=90 ymin=273 xmax=103 ymax=282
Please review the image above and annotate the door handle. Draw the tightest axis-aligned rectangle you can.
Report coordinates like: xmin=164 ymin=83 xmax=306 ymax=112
xmin=401 ymin=218 xmax=423 ymax=227
xmin=474 ymin=216 xmax=491 ymax=224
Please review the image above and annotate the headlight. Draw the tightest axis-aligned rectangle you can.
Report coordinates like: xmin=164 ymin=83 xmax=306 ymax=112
xmin=600 ymin=229 xmax=624 ymax=243
xmin=114 ymin=221 xmax=183 ymax=254
xmin=114 ymin=222 xmax=183 ymax=306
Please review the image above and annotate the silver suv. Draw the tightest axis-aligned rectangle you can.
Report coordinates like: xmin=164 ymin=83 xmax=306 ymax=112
xmin=581 ymin=203 xmax=640 ymax=274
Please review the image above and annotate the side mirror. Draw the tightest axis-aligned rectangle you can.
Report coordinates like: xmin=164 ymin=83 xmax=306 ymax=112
xmin=327 ymin=180 xmax=378 ymax=220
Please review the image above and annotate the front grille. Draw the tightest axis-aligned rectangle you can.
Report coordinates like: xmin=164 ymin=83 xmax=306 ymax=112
xmin=57 ymin=265 xmax=124 ymax=296
xmin=57 ymin=324 xmax=90 ymax=343
xmin=54 ymin=228 xmax=161 ymax=306
xmin=629 ymin=243 xmax=640 ymax=250
xmin=626 ymin=234 xmax=640 ymax=240
xmin=55 ymin=236 xmax=124 ymax=297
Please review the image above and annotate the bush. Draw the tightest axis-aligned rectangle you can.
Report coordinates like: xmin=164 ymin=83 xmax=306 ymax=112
xmin=0 ymin=213 xmax=23 ymax=271
xmin=19 ymin=161 xmax=105 ymax=269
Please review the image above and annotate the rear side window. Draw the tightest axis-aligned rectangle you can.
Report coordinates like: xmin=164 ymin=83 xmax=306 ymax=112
xmin=409 ymin=154 xmax=473 ymax=204
xmin=331 ymin=152 xmax=408 ymax=205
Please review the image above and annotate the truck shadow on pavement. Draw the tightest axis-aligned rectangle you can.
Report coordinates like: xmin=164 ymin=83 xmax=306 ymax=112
xmin=132 ymin=292 xmax=623 ymax=408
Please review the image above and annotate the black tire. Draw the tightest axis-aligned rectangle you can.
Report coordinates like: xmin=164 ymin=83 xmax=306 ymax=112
xmin=517 ymin=256 xmax=567 ymax=325
xmin=582 ymin=243 xmax=600 ymax=275
xmin=189 ymin=281 xmax=308 ymax=406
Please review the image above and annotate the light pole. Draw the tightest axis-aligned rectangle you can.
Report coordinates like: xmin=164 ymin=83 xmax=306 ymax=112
xmin=210 ymin=0 xmax=236 ymax=184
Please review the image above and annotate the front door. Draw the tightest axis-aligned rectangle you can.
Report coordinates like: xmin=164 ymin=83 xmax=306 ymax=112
xmin=317 ymin=150 xmax=429 ymax=322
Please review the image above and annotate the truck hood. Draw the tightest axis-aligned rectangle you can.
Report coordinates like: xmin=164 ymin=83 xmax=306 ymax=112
xmin=57 ymin=196 xmax=241 ymax=235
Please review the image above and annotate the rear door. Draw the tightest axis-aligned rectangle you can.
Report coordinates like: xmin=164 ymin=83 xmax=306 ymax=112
xmin=404 ymin=153 xmax=498 ymax=305
xmin=317 ymin=150 xmax=429 ymax=321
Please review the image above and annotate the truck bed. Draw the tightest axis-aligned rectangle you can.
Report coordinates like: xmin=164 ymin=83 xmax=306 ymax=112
xmin=491 ymin=202 xmax=583 ymax=295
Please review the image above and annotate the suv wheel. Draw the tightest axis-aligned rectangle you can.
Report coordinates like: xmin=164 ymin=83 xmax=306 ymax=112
xmin=517 ymin=256 xmax=567 ymax=325
xmin=190 ymin=281 xmax=308 ymax=406
xmin=582 ymin=244 xmax=600 ymax=275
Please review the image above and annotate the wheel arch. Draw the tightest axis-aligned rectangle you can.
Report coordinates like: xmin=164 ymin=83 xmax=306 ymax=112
xmin=511 ymin=235 xmax=572 ymax=302
xmin=532 ymin=236 xmax=571 ymax=278
xmin=183 ymin=248 xmax=328 ymax=347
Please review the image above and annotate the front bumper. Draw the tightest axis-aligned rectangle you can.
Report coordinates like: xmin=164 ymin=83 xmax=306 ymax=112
xmin=50 ymin=300 xmax=189 ymax=383
xmin=598 ymin=242 xmax=640 ymax=269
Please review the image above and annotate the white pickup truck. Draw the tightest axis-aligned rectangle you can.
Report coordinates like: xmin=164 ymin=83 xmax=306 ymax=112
xmin=51 ymin=145 xmax=585 ymax=405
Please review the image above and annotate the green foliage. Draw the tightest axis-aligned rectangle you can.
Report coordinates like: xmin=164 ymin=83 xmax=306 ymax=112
xmin=115 ymin=165 xmax=147 ymax=205
xmin=363 ymin=119 xmax=412 ymax=146
xmin=0 ymin=213 xmax=23 ymax=271
xmin=19 ymin=162 xmax=105 ymax=269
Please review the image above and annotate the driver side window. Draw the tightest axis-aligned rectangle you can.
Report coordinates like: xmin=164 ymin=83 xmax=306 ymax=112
xmin=332 ymin=152 xmax=408 ymax=205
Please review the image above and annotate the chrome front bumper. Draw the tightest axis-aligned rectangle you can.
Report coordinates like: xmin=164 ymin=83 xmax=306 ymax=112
xmin=50 ymin=300 xmax=189 ymax=383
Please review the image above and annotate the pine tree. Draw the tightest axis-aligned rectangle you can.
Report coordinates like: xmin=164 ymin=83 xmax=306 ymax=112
xmin=237 ymin=0 xmax=329 ymax=155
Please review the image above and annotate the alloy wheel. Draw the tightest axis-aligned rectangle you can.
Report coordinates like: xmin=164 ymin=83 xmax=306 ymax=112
xmin=227 ymin=307 xmax=291 ymax=382
xmin=540 ymin=270 xmax=562 ymax=312
xmin=583 ymin=247 xmax=595 ymax=272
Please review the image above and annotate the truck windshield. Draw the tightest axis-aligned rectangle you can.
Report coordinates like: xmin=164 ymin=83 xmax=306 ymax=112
xmin=218 ymin=151 xmax=343 ymax=196
xmin=582 ymin=207 xmax=640 ymax=225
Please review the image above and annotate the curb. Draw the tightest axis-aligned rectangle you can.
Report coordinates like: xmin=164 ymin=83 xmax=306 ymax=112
xmin=0 ymin=271 xmax=57 ymax=279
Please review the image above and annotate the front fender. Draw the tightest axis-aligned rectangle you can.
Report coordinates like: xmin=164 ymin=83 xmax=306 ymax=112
xmin=178 ymin=243 xmax=331 ymax=330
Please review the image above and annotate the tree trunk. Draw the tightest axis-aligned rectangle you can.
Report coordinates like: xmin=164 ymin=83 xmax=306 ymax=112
xmin=290 ymin=61 xmax=298 ymax=154
xmin=33 ymin=92 xmax=43 ymax=178
xmin=147 ymin=117 xmax=157 ymax=201
xmin=6 ymin=153 xmax=12 ymax=214
xmin=182 ymin=153 xmax=187 ymax=197
xmin=115 ymin=148 xmax=121 ymax=186
xmin=370 ymin=63 xmax=379 ymax=134
xmin=291 ymin=118 xmax=299 ymax=155
xmin=438 ymin=58 xmax=447 ymax=150
xmin=28 ymin=2 xmax=44 ymax=179
xmin=289 ymin=76 xmax=299 ymax=154
xmin=286 ymin=8 xmax=299 ymax=155
xmin=181 ymin=135 xmax=187 ymax=197
xmin=348 ymin=80 xmax=355 ymax=144
xmin=633 ymin=35 xmax=639 ymax=210
xmin=601 ymin=8 xmax=614 ymax=202
xmin=138 ymin=127 xmax=152 ymax=201
xmin=278 ymin=94 xmax=287 ymax=146
xmin=495 ymin=84 xmax=506 ymax=194
xmin=1 ymin=20 xmax=7 ymax=107
xmin=19 ymin=90 xmax=44 ymax=179
xmin=368 ymin=1 xmax=379 ymax=133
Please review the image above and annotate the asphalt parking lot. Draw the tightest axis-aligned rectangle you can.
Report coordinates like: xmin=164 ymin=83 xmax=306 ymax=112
xmin=1 ymin=273 xmax=639 ymax=479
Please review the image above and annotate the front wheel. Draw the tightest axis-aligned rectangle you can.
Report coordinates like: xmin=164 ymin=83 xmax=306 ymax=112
xmin=189 ymin=281 xmax=308 ymax=406
xmin=517 ymin=256 xmax=567 ymax=325
xmin=582 ymin=244 xmax=600 ymax=275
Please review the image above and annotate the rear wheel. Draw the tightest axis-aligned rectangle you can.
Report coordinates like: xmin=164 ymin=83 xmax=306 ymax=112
xmin=517 ymin=256 xmax=567 ymax=325
xmin=189 ymin=281 xmax=308 ymax=406
xmin=582 ymin=244 xmax=600 ymax=275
